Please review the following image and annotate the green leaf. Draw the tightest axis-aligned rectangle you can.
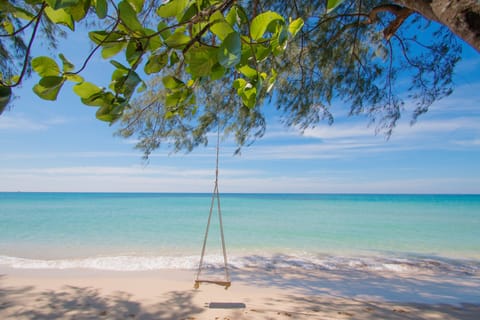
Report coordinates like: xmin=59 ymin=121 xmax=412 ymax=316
xmin=136 ymin=81 xmax=147 ymax=93
xmin=65 ymin=0 xmax=89 ymax=21
xmin=73 ymin=81 xmax=103 ymax=99
xmin=96 ymin=106 xmax=112 ymax=121
xmin=126 ymin=40 xmax=143 ymax=65
xmin=233 ymin=78 xmax=257 ymax=108
xmin=230 ymin=5 xmax=248 ymax=25
xmin=170 ymin=51 xmax=179 ymax=66
xmin=218 ymin=32 xmax=241 ymax=68
xmin=44 ymin=6 xmax=74 ymax=30
xmin=10 ymin=75 xmax=21 ymax=84
xmin=0 ymin=86 xmax=12 ymax=115
xmin=127 ymin=0 xmax=144 ymax=13
xmin=164 ymin=28 xmax=190 ymax=49
xmin=242 ymin=87 xmax=257 ymax=108
xmin=110 ymin=70 xmax=125 ymax=92
xmin=266 ymin=68 xmax=277 ymax=93
xmin=33 ymin=76 xmax=65 ymax=100
xmin=210 ymin=21 xmax=234 ymax=41
xmin=45 ymin=0 xmax=81 ymax=10
xmin=101 ymin=42 xmax=126 ymax=59
xmin=157 ymin=21 xmax=172 ymax=40
xmin=156 ymin=0 xmax=187 ymax=19
xmin=233 ymin=78 xmax=246 ymax=91
xmin=162 ymin=75 xmax=184 ymax=89
xmin=96 ymin=102 xmax=122 ymax=122
xmin=110 ymin=60 xmax=130 ymax=71
xmin=118 ymin=0 xmax=143 ymax=31
xmin=164 ymin=87 xmax=193 ymax=108
xmin=31 ymin=56 xmax=60 ymax=77
xmin=11 ymin=6 xmax=35 ymax=21
xmin=225 ymin=7 xmax=237 ymax=26
xmin=39 ymin=76 xmax=64 ymax=88
xmin=65 ymin=73 xmax=84 ymax=83
xmin=2 ymin=19 xmax=14 ymax=34
xmin=165 ymin=92 xmax=181 ymax=107
xmin=327 ymin=0 xmax=345 ymax=13
xmin=89 ymin=30 xmax=108 ymax=44
xmin=144 ymin=29 xmax=162 ymax=52
xmin=59 ymin=53 xmax=74 ymax=72
xmin=94 ymin=0 xmax=107 ymax=18
xmin=254 ymin=44 xmax=271 ymax=61
xmin=144 ymin=52 xmax=168 ymax=74
xmin=250 ymin=11 xmax=284 ymax=40
xmin=271 ymin=26 xmax=288 ymax=55
xmin=177 ymin=2 xmax=197 ymax=23
xmin=237 ymin=65 xmax=257 ymax=79
xmin=185 ymin=46 xmax=218 ymax=77
xmin=114 ymin=72 xmax=141 ymax=98
xmin=81 ymin=91 xmax=108 ymax=107
xmin=288 ymin=17 xmax=304 ymax=37
xmin=209 ymin=11 xmax=234 ymax=41
xmin=210 ymin=63 xmax=225 ymax=81
xmin=89 ymin=31 xmax=126 ymax=49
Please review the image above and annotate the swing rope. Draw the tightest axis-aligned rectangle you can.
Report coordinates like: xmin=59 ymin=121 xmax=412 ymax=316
xmin=194 ymin=125 xmax=230 ymax=289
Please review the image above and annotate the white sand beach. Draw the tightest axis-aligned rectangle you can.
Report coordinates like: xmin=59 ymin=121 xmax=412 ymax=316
xmin=1 ymin=266 xmax=479 ymax=319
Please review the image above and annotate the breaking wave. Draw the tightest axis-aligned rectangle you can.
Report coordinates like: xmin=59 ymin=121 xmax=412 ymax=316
xmin=1 ymin=253 xmax=478 ymax=275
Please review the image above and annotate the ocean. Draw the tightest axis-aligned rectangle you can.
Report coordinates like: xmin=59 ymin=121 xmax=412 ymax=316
xmin=1 ymin=192 xmax=479 ymax=274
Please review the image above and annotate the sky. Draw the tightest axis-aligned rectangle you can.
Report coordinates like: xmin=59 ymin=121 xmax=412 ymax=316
xmin=1 ymin=27 xmax=479 ymax=194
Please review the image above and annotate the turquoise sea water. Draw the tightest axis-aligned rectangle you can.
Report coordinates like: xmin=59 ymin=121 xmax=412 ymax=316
xmin=0 ymin=192 xmax=479 ymax=273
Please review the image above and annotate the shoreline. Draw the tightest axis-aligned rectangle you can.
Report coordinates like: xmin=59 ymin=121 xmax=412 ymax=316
xmin=1 ymin=252 xmax=479 ymax=274
xmin=1 ymin=265 xmax=479 ymax=319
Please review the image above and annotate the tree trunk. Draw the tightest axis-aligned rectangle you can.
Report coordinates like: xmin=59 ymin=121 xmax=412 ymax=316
xmin=395 ymin=0 xmax=480 ymax=52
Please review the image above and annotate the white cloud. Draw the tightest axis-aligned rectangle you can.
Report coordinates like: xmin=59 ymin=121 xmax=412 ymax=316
xmin=0 ymin=165 xmax=263 ymax=192
xmin=237 ymin=140 xmax=386 ymax=161
xmin=0 ymin=113 xmax=69 ymax=131
xmin=453 ymin=139 xmax=480 ymax=147
xmin=0 ymin=114 xmax=49 ymax=131
xmin=3 ymin=165 xmax=259 ymax=177
xmin=394 ymin=117 xmax=480 ymax=136
xmin=1 ymin=151 xmax=139 ymax=160
xmin=303 ymin=123 xmax=376 ymax=140
xmin=303 ymin=117 xmax=479 ymax=141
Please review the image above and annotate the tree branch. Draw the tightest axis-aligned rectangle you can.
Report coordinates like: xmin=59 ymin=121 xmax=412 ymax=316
xmin=66 ymin=19 xmax=121 ymax=75
xmin=0 ymin=16 xmax=37 ymax=38
xmin=393 ymin=0 xmax=439 ymax=23
xmin=0 ymin=3 xmax=46 ymax=88
xmin=368 ymin=4 xmax=413 ymax=40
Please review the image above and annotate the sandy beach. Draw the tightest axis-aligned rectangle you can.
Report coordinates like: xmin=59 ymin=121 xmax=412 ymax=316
xmin=1 ymin=265 xmax=479 ymax=320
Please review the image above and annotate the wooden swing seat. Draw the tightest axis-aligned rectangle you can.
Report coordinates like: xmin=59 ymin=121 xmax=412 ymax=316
xmin=194 ymin=279 xmax=231 ymax=289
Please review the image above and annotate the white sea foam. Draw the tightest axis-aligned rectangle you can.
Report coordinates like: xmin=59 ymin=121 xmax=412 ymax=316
xmin=0 ymin=254 xmax=478 ymax=275
xmin=0 ymin=255 xmax=202 ymax=271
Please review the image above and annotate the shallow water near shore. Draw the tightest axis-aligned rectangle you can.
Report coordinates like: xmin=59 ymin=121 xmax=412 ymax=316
xmin=1 ymin=192 xmax=479 ymax=274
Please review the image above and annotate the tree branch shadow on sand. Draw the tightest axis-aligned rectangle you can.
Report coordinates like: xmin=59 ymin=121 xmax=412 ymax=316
xmin=0 ymin=275 xmax=203 ymax=320
xmin=2 ymin=266 xmax=480 ymax=320
xmin=271 ymin=295 xmax=480 ymax=320
xmin=226 ymin=255 xmax=480 ymax=319
xmin=230 ymin=255 xmax=480 ymax=304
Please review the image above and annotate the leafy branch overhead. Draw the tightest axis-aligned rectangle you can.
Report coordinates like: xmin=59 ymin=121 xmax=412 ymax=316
xmin=0 ymin=0 xmax=304 ymax=121
xmin=0 ymin=0 xmax=477 ymax=155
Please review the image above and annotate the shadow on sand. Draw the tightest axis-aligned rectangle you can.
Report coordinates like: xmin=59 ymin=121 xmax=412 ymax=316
xmin=0 ymin=275 xmax=203 ymax=320
xmin=227 ymin=256 xmax=480 ymax=320
xmin=231 ymin=255 xmax=480 ymax=305
xmin=1 ymin=265 xmax=480 ymax=320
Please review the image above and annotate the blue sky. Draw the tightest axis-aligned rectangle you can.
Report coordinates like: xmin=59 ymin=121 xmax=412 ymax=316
xmin=0 ymin=30 xmax=479 ymax=193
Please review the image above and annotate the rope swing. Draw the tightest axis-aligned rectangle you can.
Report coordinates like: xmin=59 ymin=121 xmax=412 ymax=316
xmin=194 ymin=125 xmax=231 ymax=290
